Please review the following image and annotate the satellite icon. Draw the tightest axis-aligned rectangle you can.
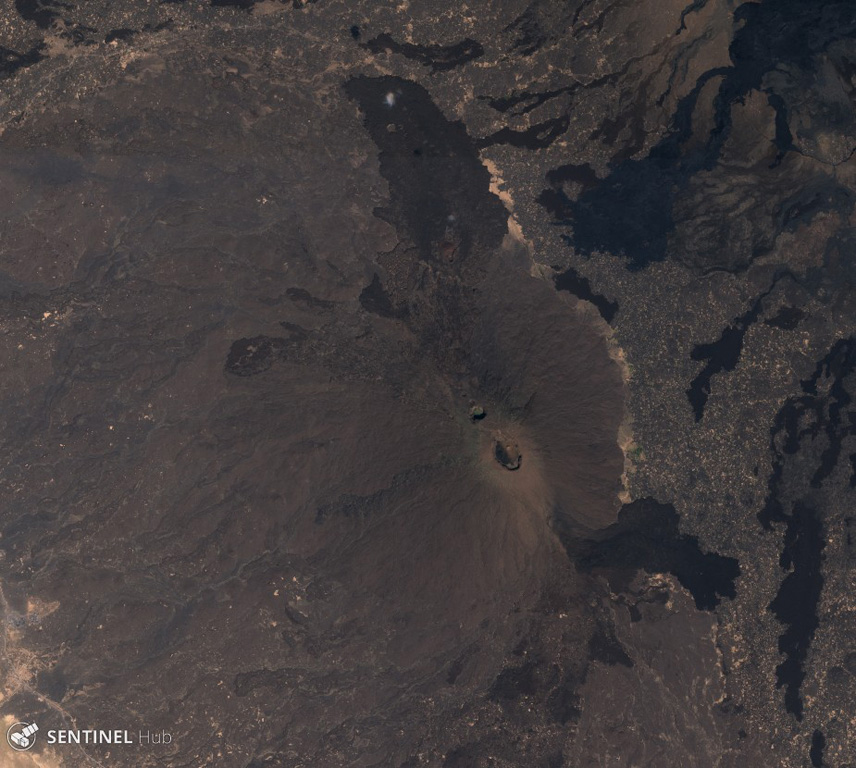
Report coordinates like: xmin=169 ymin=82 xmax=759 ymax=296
xmin=7 ymin=722 xmax=38 ymax=751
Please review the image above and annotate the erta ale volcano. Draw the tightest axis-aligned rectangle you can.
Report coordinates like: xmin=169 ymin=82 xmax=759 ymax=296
xmin=0 ymin=1 xmax=855 ymax=767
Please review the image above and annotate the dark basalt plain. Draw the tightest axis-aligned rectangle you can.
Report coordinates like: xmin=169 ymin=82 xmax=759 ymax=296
xmin=1 ymin=0 xmax=856 ymax=766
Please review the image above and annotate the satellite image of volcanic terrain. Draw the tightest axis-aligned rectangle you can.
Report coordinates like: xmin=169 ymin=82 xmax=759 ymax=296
xmin=1 ymin=0 xmax=856 ymax=766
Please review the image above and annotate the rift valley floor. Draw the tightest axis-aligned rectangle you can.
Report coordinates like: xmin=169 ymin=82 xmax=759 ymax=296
xmin=0 ymin=1 xmax=855 ymax=767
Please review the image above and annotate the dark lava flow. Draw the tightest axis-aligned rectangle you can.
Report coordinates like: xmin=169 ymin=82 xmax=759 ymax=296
xmin=0 ymin=43 xmax=45 ymax=77
xmin=810 ymin=729 xmax=826 ymax=767
xmin=764 ymin=305 xmax=805 ymax=331
xmin=554 ymin=265 xmax=618 ymax=324
xmin=686 ymin=273 xmax=789 ymax=421
xmin=361 ymin=33 xmax=484 ymax=72
xmin=768 ymin=502 xmax=825 ymax=721
xmin=759 ymin=338 xmax=856 ymax=719
xmin=565 ymin=497 xmax=740 ymax=611
xmin=343 ymin=75 xmax=508 ymax=263
xmin=542 ymin=0 xmax=856 ymax=270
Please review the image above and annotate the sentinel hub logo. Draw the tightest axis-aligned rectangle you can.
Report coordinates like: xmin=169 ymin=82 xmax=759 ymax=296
xmin=48 ymin=729 xmax=136 ymax=745
xmin=7 ymin=722 xmax=39 ymax=751
xmin=6 ymin=721 xmax=172 ymax=752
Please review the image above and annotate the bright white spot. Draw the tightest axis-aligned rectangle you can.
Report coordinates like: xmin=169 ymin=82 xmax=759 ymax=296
xmin=384 ymin=92 xmax=396 ymax=107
